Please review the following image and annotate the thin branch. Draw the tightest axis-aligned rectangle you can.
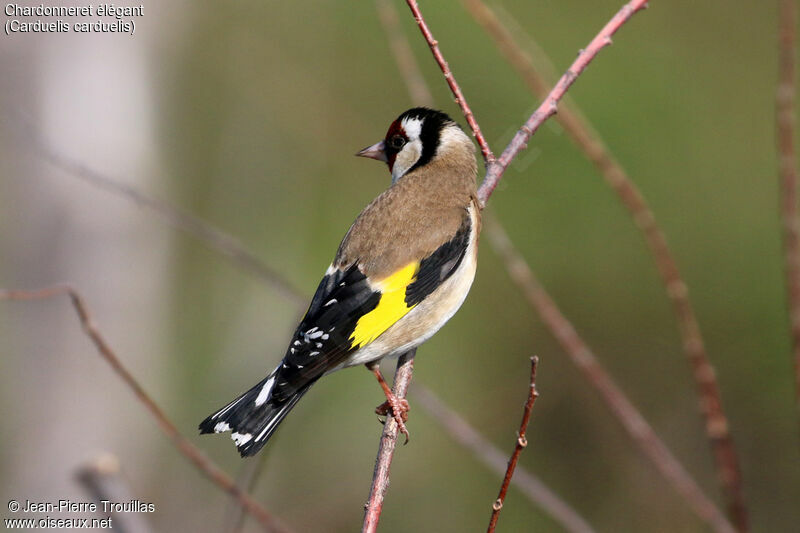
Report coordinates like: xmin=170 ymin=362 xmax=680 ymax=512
xmin=76 ymin=453 xmax=153 ymax=533
xmin=7 ymin=109 xmax=306 ymax=307
xmin=404 ymin=0 xmax=495 ymax=164
xmin=411 ymin=384 xmax=596 ymax=533
xmin=362 ymin=350 xmax=415 ymax=533
xmin=1 ymin=286 xmax=292 ymax=533
xmin=483 ymin=217 xmax=736 ymax=533
xmin=478 ymin=0 xmax=649 ymax=205
xmin=462 ymin=1 xmax=747 ymax=529
xmin=778 ymin=0 xmax=800 ymax=423
xmin=376 ymin=0 xmax=435 ymax=108
xmin=487 ymin=356 xmax=540 ymax=533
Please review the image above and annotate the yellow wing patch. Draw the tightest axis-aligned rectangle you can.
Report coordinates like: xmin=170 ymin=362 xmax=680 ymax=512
xmin=350 ymin=262 xmax=420 ymax=349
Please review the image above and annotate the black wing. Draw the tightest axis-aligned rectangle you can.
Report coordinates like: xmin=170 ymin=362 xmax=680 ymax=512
xmin=270 ymin=264 xmax=380 ymax=401
xmin=405 ymin=211 xmax=472 ymax=306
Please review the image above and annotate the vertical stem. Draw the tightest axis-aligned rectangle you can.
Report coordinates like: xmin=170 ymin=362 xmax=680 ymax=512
xmin=487 ymin=357 xmax=540 ymax=533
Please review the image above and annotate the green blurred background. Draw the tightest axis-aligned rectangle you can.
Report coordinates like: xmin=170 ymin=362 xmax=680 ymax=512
xmin=1 ymin=0 xmax=798 ymax=531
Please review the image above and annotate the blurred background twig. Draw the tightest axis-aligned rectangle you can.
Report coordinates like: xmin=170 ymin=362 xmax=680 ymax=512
xmin=0 ymin=286 xmax=290 ymax=533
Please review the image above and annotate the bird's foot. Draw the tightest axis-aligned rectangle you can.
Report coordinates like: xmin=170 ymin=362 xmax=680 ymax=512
xmin=375 ymin=394 xmax=410 ymax=444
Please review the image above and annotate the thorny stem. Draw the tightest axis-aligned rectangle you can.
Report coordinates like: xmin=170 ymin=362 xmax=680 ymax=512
xmin=462 ymin=1 xmax=747 ymax=530
xmin=486 ymin=357 xmax=540 ymax=533
xmin=0 ymin=286 xmax=292 ymax=533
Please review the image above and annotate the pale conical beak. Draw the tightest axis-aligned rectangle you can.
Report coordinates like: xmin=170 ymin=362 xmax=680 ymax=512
xmin=356 ymin=140 xmax=388 ymax=162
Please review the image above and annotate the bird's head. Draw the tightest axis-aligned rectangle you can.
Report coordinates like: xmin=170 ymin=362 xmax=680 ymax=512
xmin=357 ymin=108 xmax=474 ymax=183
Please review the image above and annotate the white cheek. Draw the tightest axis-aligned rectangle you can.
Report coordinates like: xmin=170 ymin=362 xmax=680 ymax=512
xmin=391 ymin=140 xmax=422 ymax=182
xmin=401 ymin=117 xmax=422 ymax=140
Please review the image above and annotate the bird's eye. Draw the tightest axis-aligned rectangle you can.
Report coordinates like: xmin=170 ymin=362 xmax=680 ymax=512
xmin=389 ymin=134 xmax=406 ymax=150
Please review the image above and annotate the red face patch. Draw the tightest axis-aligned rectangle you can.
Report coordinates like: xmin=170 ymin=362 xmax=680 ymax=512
xmin=383 ymin=119 xmax=407 ymax=172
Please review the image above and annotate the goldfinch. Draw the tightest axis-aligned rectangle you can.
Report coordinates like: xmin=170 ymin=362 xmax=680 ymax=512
xmin=199 ymin=108 xmax=480 ymax=456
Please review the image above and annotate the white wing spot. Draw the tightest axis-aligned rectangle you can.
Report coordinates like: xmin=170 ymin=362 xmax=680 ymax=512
xmin=306 ymin=329 xmax=324 ymax=340
xmin=310 ymin=351 xmax=320 ymax=356
xmin=322 ymin=333 xmax=330 ymax=340
xmin=324 ymin=299 xmax=337 ymax=307
xmin=214 ymin=422 xmax=231 ymax=433
xmin=231 ymin=432 xmax=253 ymax=447
xmin=316 ymin=342 xmax=322 ymax=348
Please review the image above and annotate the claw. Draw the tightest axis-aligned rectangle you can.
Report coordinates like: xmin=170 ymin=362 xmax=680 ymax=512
xmin=367 ymin=364 xmax=411 ymax=444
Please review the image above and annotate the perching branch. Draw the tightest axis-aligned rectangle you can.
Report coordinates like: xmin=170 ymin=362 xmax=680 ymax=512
xmin=778 ymin=0 xmax=800 ymax=424
xmin=362 ymin=350 xmax=415 ymax=533
xmin=483 ymin=217 xmax=736 ymax=533
xmin=486 ymin=356 xmax=540 ymax=533
xmin=461 ymin=1 xmax=747 ymax=529
xmin=0 ymin=286 xmax=292 ymax=533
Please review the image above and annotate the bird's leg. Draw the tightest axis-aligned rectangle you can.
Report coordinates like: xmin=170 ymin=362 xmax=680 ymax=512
xmin=366 ymin=362 xmax=410 ymax=443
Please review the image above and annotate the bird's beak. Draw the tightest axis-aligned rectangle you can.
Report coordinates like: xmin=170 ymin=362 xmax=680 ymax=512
xmin=356 ymin=140 xmax=388 ymax=162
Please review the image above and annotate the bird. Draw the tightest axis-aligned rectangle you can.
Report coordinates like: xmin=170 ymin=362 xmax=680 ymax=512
xmin=199 ymin=107 xmax=481 ymax=456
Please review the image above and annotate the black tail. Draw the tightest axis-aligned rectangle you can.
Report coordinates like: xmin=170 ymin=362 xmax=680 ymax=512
xmin=199 ymin=371 xmax=314 ymax=456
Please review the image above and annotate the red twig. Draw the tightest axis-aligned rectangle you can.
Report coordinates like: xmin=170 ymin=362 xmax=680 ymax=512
xmin=486 ymin=356 xmax=540 ymax=533
xmin=404 ymin=0 xmax=495 ymax=164
xmin=778 ymin=0 xmax=800 ymax=424
xmin=484 ymin=218 xmax=736 ymax=533
xmin=362 ymin=350 xmax=415 ymax=533
xmin=411 ymin=384 xmax=595 ymax=533
xmin=0 ymin=286 xmax=292 ymax=533
xmin=478 ymin=0 xmax=649 ymax=205
xmin=462 ymin=1 xmax=747 ymax=529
